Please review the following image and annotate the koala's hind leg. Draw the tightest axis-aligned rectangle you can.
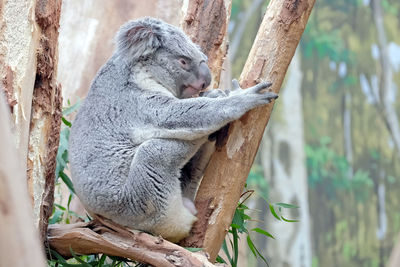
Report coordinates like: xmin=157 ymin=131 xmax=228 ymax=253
xmin=126 ymin=138 xmax=202 ymax=242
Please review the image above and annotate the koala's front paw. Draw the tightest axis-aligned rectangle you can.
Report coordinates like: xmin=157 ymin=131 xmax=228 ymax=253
xmin=232 ymin=79 xmax=278 ymax=104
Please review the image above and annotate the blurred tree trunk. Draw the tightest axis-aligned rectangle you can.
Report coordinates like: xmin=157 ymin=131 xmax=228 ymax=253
xmin=185 ymin=0 xmax=316 ymax=261
xmin=370 ymin=0 xmax=400 ymax=159
xmin=342 ymin=91 xmax=354 ymax=178
xmin=371 ymin=2 xmax=393 ymax=266
xmin=260 ymin=50 xmax=312 ymax=267
xmin=228 ymin=0 xmax=264 ymax=61
xmin=0 ymin=0 xmax=63 ymax=241
xmin=0 ymin=92 xmax=46 ymax=267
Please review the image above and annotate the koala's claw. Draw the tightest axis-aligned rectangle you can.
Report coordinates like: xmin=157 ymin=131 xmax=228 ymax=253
xmin=251 ymin=81 xmax=273 ymax=93
xmin=232 ymin=79 xmax=241 ymax=90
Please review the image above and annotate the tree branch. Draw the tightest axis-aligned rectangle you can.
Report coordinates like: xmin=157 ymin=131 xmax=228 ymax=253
xmin=47 ymin=217 xmax=224 ymax=267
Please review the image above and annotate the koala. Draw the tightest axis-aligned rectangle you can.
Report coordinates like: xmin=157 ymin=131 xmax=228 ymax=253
xmin=69 ymin=17 xmax=278 ymax=242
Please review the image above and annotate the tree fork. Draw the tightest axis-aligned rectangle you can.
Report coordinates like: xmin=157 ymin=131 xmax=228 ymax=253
xmin=182 ymin=0 xmax=316 ymax=260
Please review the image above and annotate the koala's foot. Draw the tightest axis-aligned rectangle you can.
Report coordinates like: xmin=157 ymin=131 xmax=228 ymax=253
xmin=182 ymin=197 xmax=197 ymax=215
xmin=153 ymin=194 xmax=197 ymax=243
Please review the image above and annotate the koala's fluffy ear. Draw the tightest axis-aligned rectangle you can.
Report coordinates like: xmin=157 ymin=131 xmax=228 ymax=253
xmin=115 ymin=17 xmax=165 ymax=63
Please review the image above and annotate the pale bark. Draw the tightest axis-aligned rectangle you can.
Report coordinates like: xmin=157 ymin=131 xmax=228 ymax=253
xmin=27 ymin=0 xmax=63 ymax=241
xmin=0 ymin=0 xmax=63 ymax=240
xmin=0 ymin=92 xmax=46 ymax=267
xmin=48 ymin=217 xmax=224 ymax=267
xmin=261 ymin=50 xmax=312 ymax=267
xmin=0 ymin=0 xmax=40 ymax=174
xmin=186 ymin=0 xmax=316 ymax=260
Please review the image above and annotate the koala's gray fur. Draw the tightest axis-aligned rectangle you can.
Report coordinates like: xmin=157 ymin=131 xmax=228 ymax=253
xmin=69 ymin=17 xmax=277 ymax=242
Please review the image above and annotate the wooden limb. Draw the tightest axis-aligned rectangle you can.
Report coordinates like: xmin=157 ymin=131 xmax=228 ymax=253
xmin=183 ymin=0 xmax=316 ymax=260
xmin=47 ymin=216 xmax=225 ymax=267
xmin=0 ymin=92 xmax=46 ymax=267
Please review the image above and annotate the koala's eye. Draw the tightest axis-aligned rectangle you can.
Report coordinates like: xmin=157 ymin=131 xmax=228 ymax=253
xmin=178 ymin=58 xmax=189 ymax=69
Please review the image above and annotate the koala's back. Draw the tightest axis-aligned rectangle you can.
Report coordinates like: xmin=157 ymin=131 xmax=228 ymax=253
xmin=69 ymin=57 xmax=141 ymax=216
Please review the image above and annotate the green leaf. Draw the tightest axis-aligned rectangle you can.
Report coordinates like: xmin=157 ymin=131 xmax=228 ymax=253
xmin=54 ymin=203 xmax=66 ymax=211
xmin=251 ymin=228 xmax=275 ymax=239
xmin=215 ymin=255 xmax=227 ymax=264
xmin=49 ymin=209 xmax=64 ymax=224
xmin=221 ymin=239 xmax=232 ymax=265
xmin=281 ymin=216 xmax=299 ymax=223
xmin=247 ymin=236 xmax=269 ymax=266
xmin=269 ymin=204 xmax=281 ymax=221
xmin=232 ymin=228 xmax=239 ymax=267
xmin=60 ymin=172 xmax=75 ymax=194
xmin=275 ymin=202 xmax=299 ymax=209
xmin=231 ymin=223 xmax=241 ymax=229
xmin=246 ymin=235 xmax=257 ymax=257
xmin=62 ymin=116 xmax=72 ymax=127
xmin=97 ymin=255 xmax=106 ymax=267
xmin=49 ymin=250 xmax=87 ymax=267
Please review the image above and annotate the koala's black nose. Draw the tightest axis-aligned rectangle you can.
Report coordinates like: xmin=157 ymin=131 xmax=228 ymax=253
xmin=198 ymin=61 xmax=211 ymax=89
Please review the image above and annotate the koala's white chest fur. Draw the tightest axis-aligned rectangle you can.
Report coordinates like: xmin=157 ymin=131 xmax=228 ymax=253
xmin=131 ymin=67 xmax=176 ymax=97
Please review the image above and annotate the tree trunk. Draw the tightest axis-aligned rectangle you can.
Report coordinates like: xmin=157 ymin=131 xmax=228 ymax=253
xmin=27 ymin=0 xmax=63 ymax=241
xmin=180 ymin=0 xmax=232 ymax=90
xmin=0 ymin=0 xmax=40 ymax=177
xmin=260 ymin=50 xmax=312 ymax=267
xmin=0 ymin=92 xmax=46 ymax=267
xmin=185 ymin=0 xmax=316 ymax=261
xmin=0 ymin=0 xmax=63 ymax=241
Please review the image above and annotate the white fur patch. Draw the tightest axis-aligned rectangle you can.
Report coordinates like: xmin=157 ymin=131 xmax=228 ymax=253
xmin=153 ymin=193 xmax=197 ymax=242
xmin=131 ymin=68 xmax=175 ymax=97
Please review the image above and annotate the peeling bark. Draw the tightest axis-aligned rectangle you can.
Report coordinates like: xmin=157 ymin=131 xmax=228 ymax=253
xmin=185 ymin=0 xmax=315 ymax=260
xmin=26 ymin=0 xmax=63 ymax=241
xmin=0 ymin=92 xmax=46 ymax=267
xmin=47 ymin=217 xmax=224 ymax=267
xmin=0 ymin=0 xmax=40 ymax=168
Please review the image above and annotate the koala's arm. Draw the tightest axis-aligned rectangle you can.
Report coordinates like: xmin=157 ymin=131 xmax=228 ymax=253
xmin=136 ymin=82 xmax=277 ymax=141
